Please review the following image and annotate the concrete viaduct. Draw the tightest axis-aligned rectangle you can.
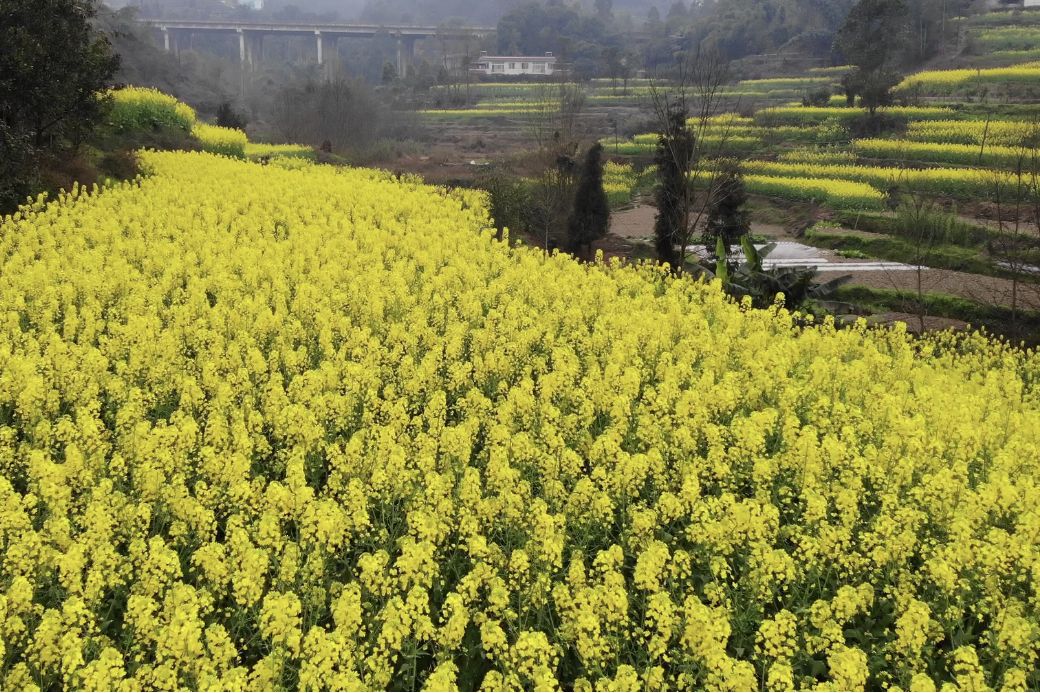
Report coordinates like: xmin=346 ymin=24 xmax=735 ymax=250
xmin=140 ymin=19 xmax=495 ymax=78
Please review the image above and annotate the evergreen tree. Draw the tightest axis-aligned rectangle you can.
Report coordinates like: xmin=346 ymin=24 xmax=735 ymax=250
xmin=0 ymin=0 xmax=119 ymax=211
xmin=216 ymin=102 xmax=247 ymax=131
xmin=835 ymin=0 xmax=909 ymax=114
xmin=703 ymin=160 xmax=750 ymax=258
xmin=653 ymin=106 xmax=694 ymax=269
xmin=566 ymin=143 xmax=611 ymax=261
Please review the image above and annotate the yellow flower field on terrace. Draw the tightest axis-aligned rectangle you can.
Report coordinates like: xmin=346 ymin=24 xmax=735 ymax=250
xmin=2 ymin=151 xmax=1040 ymax=691
xmin=894 ymin=64 xmax=1040 ymax=94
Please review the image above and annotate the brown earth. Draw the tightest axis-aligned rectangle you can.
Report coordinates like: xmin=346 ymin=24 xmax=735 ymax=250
xmin=867 ymin=312 xmax=970 ymax=334
xmin=822 ymin=266 xmax=1040 ymax=311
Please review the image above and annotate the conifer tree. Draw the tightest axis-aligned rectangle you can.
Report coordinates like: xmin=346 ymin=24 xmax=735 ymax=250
xmin=566 ymin=143 xmax=611 ymax=261
xmin=653 ymin=106 xmax=694 ymax=268
xmin=703 ymin=159 xmax=750 ymax=258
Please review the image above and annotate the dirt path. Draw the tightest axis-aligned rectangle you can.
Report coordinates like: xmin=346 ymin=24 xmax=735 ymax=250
xmin=611 ymin=204 xmax=657 ymax=241
xmin=612 ymin=207 xmax=1040 ymax=311
xmin=828 ymin=267 xmax=1040 ymax=311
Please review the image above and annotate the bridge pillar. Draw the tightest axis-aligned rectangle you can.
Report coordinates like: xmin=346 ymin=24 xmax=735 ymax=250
xmin=316 ymin=32 xmax=337 ymax=79
xmin=162 ymin=27 xmax=170 ymax=52
xmin=171 ymin=29 xmax=184 ymax=58
xmin=396 ymin=36 xmax=416 ymax=79
xmin=247 ymin=33 xmax=262 ymax=69
xmin=238 ymin=29 xmax=247 ymax=66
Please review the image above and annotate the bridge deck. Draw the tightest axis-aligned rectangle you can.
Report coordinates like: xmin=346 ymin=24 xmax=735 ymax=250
xmin=140 ymin=19 xmax=494 ymax=38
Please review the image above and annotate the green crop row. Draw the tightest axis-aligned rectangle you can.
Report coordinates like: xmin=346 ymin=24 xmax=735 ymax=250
xmin=974 ymin=27 xmax=1040 ymax=51
xmin=754 ymin=105 xmax=955 ymax=126
xmin=740 ymin=159 xmax=1008 ymax=199
xmin=852 ymin=138 xmax=1031 ymax=169
xmin=895 ymin=65 xmax=1040 ymax=94
xmin=744 ymin=174 xmax=885 ymax=209
xmin=906 ymin=119 xmax=1039 ymax=147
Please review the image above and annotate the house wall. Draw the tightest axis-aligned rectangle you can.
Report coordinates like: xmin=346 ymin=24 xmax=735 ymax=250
xmin=474 ymin=60 xmax=556 ymax=76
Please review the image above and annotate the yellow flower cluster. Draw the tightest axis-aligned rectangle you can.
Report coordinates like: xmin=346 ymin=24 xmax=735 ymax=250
xmin=743 ymin=173 xmax=885 ymax=209
xmin=755 ymin=105 xmax=955 ymax=126
xmin=906 ymin=119 xmax=1039 ymax=147
xmin=741 ymin=158 xmax=1007 ymax=198
xmin=191 ymin=123 xmax=248 ymax=159
xmin=602 ymin=161 xmax=654 ymax=209
xmin=975 ymin=27 xmax=1040 ymax=51
xmin=778 ymin=148 xmax=858 ymax=164
xmin=107 ymin=86 xmax=197 ymax=133
xmin=2 ymin=150 xmax=1040 ymax=691
xmin=894 ymin=63 xmax=1040 ymax=94
xmin=248 ymin=143 xmax=317 ymax=160
xmin=109 ymin=88 xmax=307 ymax=164
xmin=851 ymin=137 xmax=1029 ymax=168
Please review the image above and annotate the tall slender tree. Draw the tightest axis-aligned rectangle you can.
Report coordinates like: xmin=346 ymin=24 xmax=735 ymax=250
xmin=703 ymin=159 xmax=750 ymax=257
xmin=566 ymin=143 xmax=611 ymax=261
xmin=653 ymin=105 xmax=694 ymax=269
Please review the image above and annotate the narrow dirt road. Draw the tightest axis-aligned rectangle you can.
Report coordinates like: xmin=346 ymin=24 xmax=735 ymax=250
xmin=609 ymin=206 xmax=1040 ymax=310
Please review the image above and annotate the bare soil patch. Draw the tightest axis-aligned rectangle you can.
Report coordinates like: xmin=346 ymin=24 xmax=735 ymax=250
xmin=833 ymin=267 xmax=1040 ymax=311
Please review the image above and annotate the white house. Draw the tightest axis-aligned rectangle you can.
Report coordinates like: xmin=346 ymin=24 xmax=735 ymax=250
xmin=471 ymin=52 xmax=558 ymax=77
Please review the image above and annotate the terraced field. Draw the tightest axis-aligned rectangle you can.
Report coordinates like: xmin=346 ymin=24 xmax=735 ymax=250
xmin=598 ymin=8 xmax=1040 ymax=335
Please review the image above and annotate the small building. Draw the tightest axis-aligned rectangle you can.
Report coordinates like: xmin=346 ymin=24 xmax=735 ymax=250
xmin=471 ymin=52 xmax=558 ymax=77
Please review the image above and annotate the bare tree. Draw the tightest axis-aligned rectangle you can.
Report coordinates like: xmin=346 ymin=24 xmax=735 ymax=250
xmin=646 ymin=48 xmax=736 ymax=270
xmin=892 ymin=180 xmax=946 ymax=334
xmin=527 ymin=80 xmax=587 ymax=152
xmin=985 ymin=129 xmax=1040 ymax=341
xmin=524 ymin=79 xmax=588 ymax=251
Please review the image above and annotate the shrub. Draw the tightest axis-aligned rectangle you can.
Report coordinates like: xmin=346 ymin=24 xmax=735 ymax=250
xmin=98 ymin=149 xmax=140 ymax=181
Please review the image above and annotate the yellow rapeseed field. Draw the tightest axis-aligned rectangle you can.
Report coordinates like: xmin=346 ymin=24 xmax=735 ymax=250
xmin=1 ymin=151 xmax=1040 ymax=691
xmin=894 ymin=64 xmax=1040 ymax=94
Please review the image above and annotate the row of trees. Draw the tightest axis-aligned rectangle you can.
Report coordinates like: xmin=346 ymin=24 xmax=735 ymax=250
xmin=481 ymin=81 xmax=611 ymax=261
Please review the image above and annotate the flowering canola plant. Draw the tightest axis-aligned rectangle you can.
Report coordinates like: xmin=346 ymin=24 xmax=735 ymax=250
xmin=107 ymin=87 xmax=197 ymax=133
xmin=740 ymin=159 xmax=1007 ymax=199
xmin=851 ymin=138 xmax=1029 ymax=169
xmin=1 ymin=150 xmax=1040 ymax=691
xmin=602 ymin=161 xmax=655 ymax=209
xmin=191 ymin=123 xmax=249 ymax=159
xmin=754 ymin=105 xmax=956 ymax=127
xmin=905 ymin=119 xmax=1038 ymax=148
xmin=894 ymin=64 xmax=1040 ymax=95
xmin=743 ymin=173 xmax=885 ymax=209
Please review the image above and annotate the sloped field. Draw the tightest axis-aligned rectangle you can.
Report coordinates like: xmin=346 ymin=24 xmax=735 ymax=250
xmin=1 ymin=152 xmax=1039 ymax=691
